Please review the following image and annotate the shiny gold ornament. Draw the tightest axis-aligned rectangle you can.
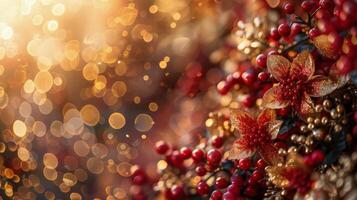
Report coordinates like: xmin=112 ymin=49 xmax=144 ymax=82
xmin=312 ymin=129 xmax=325 ymax=140
xmin=323 ymin=100 xmax=332 ymax=109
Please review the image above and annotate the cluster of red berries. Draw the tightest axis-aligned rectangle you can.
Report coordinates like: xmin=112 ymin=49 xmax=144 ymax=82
xmin=152 ymin=136 xmax=273 ymax=200
xmin=274 ymin=0 xmax=357 ymax=74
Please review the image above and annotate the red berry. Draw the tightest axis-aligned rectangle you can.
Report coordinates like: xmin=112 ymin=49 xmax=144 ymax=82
xmin=278 ymin=23 xmax=291 ymax=36
xmin=303 ymin=155 xmax=314 ymax=166
xmin=258 ymin=71 xmax=269 ymax=82
xmin=283 ymin=3 xmax=294 ymax=14
xmin=308 ymin=28 xmax=320 ymax=39
xmin=336 ymin=56 xmax=352 ymax=74
xmin=155 ymin=141 xmax=169 ymax=154
xmin=226 ymin=74 xmax=239 ymax=86
xmin=241 ymin=71 xmax=256 ymax=85
xmin=291 ymin=23 xmax=302 ymax=35
xmin=171 ymin=185 xmax=185 ymax=199
xmin=217 ymin=81 xmax=230 ymax=95
xmin=180 ymin=147 xmax=192 ymax=159
xmin=319 ymin=0 xmax=332 ymax=8
xmin=211 ymin=136 xmax=224 ymax=148
xmin=317 ymin=19 xmax=336 ymax=33
xmin=195 ymin=165 xmax=207 ymax=176
xmin=215 ymin=177 xmax=229 ymax=189
xmin=231 ymin=175 xmax=244 ymax=186
xmin=211 ymin=190 xmax=223 ymax=200
xmin=206 ymin=149 xmax=222 ymax=165
xmin=192 ymin=149 xmax=205 ymax=162
xmin=238 ymin=158 xmax=251 ymax=170
xmin=270 ymin=27 xmax=281 ymax=40
xmin=132 ymin=172 xmax=146 ymax=185
xmin=328 ymin=32 xmax=342 ymax=49
xmin=244 ymin=185 xmax=257 ymax=197
xmin=170 ymin=150 xmax=183 ymax=167
xmin=222 ymin=192 xmax=236 ymax=200
xmin=227 ymin=184 xmax=240 ymax=195
xmin=301 ymin=0 xmax=315 ymax=12
xmin=242 ymin=95 xmax=256 ymax=108
xmin=311 ymin=150 xmax=325 ymax=164
xmin=256 ymin=54 xmax=267 ymax=68
xmin=250 ymin=170 xmax=264 ymax=184
xmin=197 ymin=181 xmax=209 ymax=195
xmin=255 ymin=159 xmax=266 ymax=169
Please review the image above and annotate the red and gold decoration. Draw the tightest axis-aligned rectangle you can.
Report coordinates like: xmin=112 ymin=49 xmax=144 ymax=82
xmin=0 ymin=0 xmax=356 ymax=200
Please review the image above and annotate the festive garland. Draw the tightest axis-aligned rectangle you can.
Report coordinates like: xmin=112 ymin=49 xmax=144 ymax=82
xmin=131 ymin=0 xmax=357 ymax=199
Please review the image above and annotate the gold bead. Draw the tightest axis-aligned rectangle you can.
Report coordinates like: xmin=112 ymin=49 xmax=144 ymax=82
xmin=341 ymin=118 xmax=348 ymax=125
xmin=315 ymin=104 xmax=323 ymax=112
xmin=278 ymin=148 xmax=286 ymax=155
xmin=307 ymin=123 xmax=315 ymax=130
xmin=330 ymin=109 xmax=338 ymax=119
xmin=290 ymin=134 xmax=298 ymax=141
xmin=307 ymin=117 xmax=314 ymax=123
xmin=281 ymin=190 xmax=287 ymax=196
xmin=300 ymin=125 xmax=308 ymax=133
xmin=325 ymin=135 xmax=332 ymax=142
xmin=312 ymin=129 xmax=325 ymax=140
xmin=321 ymin=117 xmax=329 ymax=125
xmin=288 ymin=146 xmax=297 ymax=153
xmin=334 ymin=125 xmax=342 ymax=132
xmin=297 ymin=135 xmax=306 ymax=143
xmin=304 ymin=147 xmax=312 ymax=154
xmin=314 ymin=118 xmax=321 ymax=125
xmin=336 ymin=105 xmax=344 ymax=113
xmin=323 ymin=100 xmax=332 ymax=109
xmin=305 ymin=136 xmax=314 ymax=146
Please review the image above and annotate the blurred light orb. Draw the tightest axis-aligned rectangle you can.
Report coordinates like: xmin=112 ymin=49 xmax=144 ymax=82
xmin=0 ymin=25 xmax=13 ymax=40
xmin=47 ymin=20 xmax=58 ymax=32
xmin=52 ymin=3 xmax=66 ymax=16
xmin=13 ymin=120 xmax=27 ymax=137
xmin=134 ymin=114 xmax=154 ymax=132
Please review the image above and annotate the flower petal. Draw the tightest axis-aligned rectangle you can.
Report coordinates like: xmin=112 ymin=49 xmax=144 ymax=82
xmin=258 ymin=143 xmax=283 ymax=165
xmin=262 ymin=85 xmax=290 ymax=109
xmin=296 ymin=92 xmax=314 ymax=115
xmin=230 ymin=109 xmax=256 ymax=136
xmin=312 ymin=34 xmax=339 ymax=59
xmin=268 ymin=120 xmax=283 ymax=140
xmin=306 ymin=75 xmax=337 ymax=97
xmin=228 ymin=142 xmax=255 ymax=160
xmin=291 ymin=51 xmax=315 ymax=81
xmin=267 ymin=55 xmax=291 ymax=81
xmin=329 ymin=63 xmax=350 ymax=88
xmin=257 ymin=109 xmax=276 ymax=125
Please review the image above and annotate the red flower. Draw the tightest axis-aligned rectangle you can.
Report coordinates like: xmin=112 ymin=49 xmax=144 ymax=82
xmin=262 ymin=51 xmax=337 ymax=115
xmin=228 ymin=109 xmax=283 ymax=165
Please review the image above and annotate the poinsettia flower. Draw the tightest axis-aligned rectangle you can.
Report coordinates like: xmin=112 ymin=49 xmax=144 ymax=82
xmin=228 ymin=109 xmax=283 ymax=165
xmin=262 ymin=51 xmax=337 ymax=115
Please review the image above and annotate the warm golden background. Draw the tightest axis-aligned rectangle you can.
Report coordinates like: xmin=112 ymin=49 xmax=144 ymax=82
xmin=0 ymin=0 xmax=251 ymax=199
